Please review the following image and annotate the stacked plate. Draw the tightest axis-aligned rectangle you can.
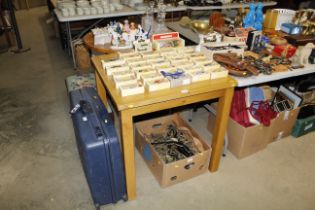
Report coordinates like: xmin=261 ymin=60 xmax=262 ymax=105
xmin=76 ymin=0 xmax=90 ymax=7
xmin=58 ymin=0 xmax=124 ymax=17
xmin=56 ymin=0 xmax=76 ymax=9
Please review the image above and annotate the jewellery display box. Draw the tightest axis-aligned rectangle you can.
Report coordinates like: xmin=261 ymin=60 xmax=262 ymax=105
xmin=120 ymin=83 xmax=145 ymax=97
xmin=114 ymin=75 xmax=138 ymax=88
xmin=145 ymin=78 xmax=171 ymax=92
xmin=105 ymin=66 xmax=130 ymax=76
xmin=111 ymin=70 xmax=134 ymax=79
xmin=187 ymin=70 xmax=211 ymax=82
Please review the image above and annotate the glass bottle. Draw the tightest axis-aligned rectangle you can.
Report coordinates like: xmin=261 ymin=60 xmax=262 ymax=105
xmin=142 ymin=1 xmax=155 ymax=33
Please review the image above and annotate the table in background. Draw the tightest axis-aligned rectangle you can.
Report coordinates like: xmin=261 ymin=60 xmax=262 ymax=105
xmin=92 ymin=53 xmax=236 ymax=200
xmin=53 ymin=5 xmax=186 ymax=69
xmin=232 ymin=65 xmax=315 ymax=87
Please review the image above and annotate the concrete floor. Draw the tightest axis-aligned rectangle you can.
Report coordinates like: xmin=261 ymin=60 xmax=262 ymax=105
xmin=0 ymin=7 xmax=315 ymax=210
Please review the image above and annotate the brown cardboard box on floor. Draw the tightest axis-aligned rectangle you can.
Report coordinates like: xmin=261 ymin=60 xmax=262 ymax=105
xmin=207 ymin=111 xmax=273 ymax=159
xmin=135 ymin=113 xmax=211 ymax=188
xmin=269 ymin=108 xmax=300 ymax=143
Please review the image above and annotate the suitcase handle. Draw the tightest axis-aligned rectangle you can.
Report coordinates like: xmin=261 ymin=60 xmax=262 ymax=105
xmin=70 ymin=100 xmax=93 ymax=115
xmin=80 ymin=100 xmax=93 ymax=114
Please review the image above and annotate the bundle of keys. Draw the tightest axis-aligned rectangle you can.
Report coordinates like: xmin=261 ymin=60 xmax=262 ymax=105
xmin=147 ymin=124 xmax=200 ymax=164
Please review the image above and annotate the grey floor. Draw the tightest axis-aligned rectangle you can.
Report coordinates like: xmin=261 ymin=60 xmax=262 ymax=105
xmin=0 ymin=7 xmax=315 ymax=210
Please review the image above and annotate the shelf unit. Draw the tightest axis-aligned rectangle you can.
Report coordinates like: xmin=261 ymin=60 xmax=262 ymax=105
xmin=54 ymin=1 xmax=277 ymax=22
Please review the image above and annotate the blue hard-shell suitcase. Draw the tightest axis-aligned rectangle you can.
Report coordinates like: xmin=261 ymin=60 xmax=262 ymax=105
xmin=69 ymin=87 xmax=126 ymax=209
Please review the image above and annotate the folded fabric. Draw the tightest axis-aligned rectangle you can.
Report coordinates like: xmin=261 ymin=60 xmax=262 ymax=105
xmin=230 ymin=89 xmax=252 ymax=127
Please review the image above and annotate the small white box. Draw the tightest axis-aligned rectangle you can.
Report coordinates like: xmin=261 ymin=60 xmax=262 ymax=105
xmin=120 ymin=83 xmax=145 ymax=97
xmin=177 ymin=47 xmax=195 ymax=54
xmin=192 ymin=58 xmax=212 ymax=66
xmin=210 ymin=68 xmax=229 ymax=79
xmin=118 ymin=51 xmax=140 ymax=58
xmin=101 ymin=59 xmax=126 ymax=70
xmin=134 ymin=68 xmax=157 ymax=79
xmin=132 ymin=64 xmax=153 ymax=71
xmin=203 ymin=61 xmax=221 ymax=72
xmin=114 ymin=75 xmax=138 ymax=88
xmin=106 ymin=66 xmax=130 ymax=76
xmin=152 ymin=61 xmax=172 ymax=69
xmin=187 ymin=70 xmax=211 ymax=82
xmin=171 ymin=59 xmax=190 ymax=66
xmin=145 ymin=78 xmax=171 ymax=92
xmin=153 ymin=38 xmax=185 ymax=51
xmin=166 ymin=74 xmax=191 ymax=87
xmin=141 ymin=52 xmax=161 ymax=59
xmin=128 ymin=61 xmax=149 ymax=68
xmin=175 ymin=62 xmax=195 ymax=70
xmin=183 ymin=66 xmax=204 ymax=74
xmin=112 ymin=70 xmax=135 ymax=79
xmin=146 ymin=57 xmax=165 ymax=64
xmin=189 ymin=52 xmax=207 ymax=60
xmin=123 ymin=56 xmax=143 ymax=62
xmin=140 ymin=72 xmax=164 ymax=83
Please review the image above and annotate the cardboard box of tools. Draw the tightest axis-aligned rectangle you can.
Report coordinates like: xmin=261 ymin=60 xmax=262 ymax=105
xmin=135 ymin=113 xmax=211 ymax=188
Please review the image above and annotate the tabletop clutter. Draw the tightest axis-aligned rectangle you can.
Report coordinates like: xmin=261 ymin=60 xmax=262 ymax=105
xmin=92 ymin=2 xmax=315 ymax=157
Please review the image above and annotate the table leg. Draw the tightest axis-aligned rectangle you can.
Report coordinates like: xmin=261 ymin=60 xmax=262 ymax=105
xmin=95 ymin=71 xmax=108 ymax=108
xmin=209 ymin=87 xmax=234 ymax=172
xmin=65 ymin=21 xmax=77 ymax=69
xmin=120 ymin=110 xmax=136 ymax=200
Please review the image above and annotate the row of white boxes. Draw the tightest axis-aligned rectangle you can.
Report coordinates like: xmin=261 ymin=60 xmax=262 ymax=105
xmin=101 ymin=47 xmax=228 ymax=97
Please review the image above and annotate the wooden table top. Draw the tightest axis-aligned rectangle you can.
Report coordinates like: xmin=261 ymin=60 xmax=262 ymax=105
xmin=92 ymin=54 xmax=236 ymax=111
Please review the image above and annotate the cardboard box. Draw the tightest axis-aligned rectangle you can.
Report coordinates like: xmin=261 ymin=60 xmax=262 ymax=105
xmin=135 ymin=114 xmax=211 ymax=188
xmin=269 ymin=108 xmax=300 ymax=142
xmin=207 ymin=104 xmax=300 ymax=158
xmin=207 ymin=112 xmax=273 ymax=159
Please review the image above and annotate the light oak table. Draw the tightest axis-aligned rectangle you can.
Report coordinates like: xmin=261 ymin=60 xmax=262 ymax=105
xmin=92 ymin=54 xmax=236 ymax=200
